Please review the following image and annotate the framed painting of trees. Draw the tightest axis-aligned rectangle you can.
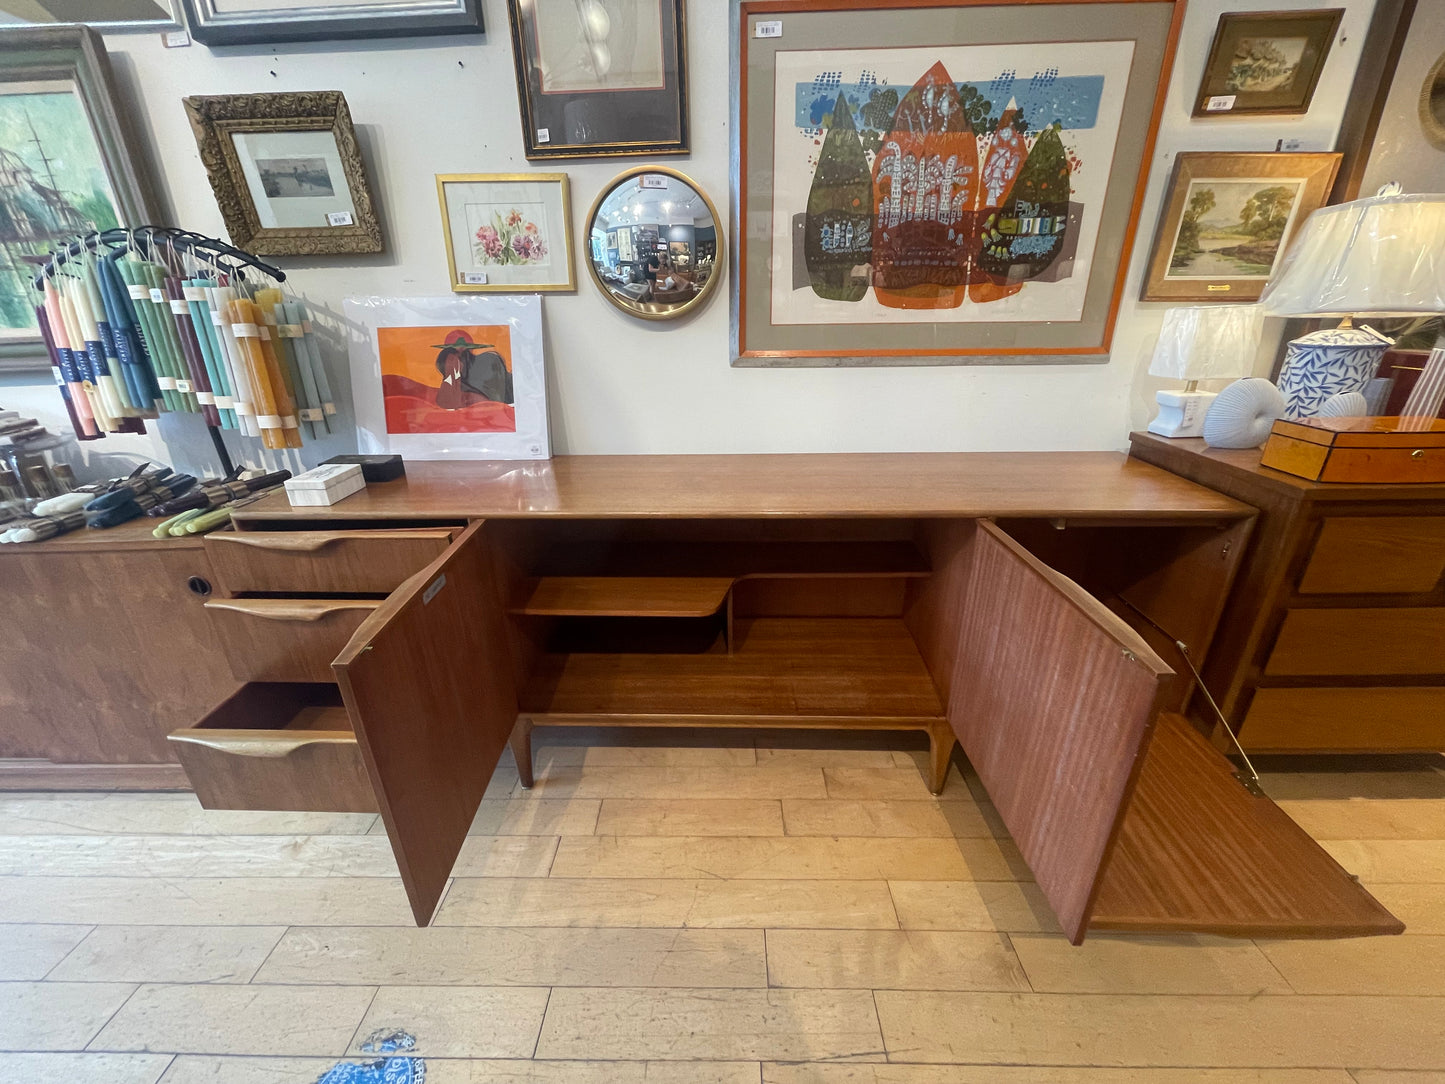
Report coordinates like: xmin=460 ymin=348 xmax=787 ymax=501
xmin=1141 ymin=152 xmax=1341 ymax=303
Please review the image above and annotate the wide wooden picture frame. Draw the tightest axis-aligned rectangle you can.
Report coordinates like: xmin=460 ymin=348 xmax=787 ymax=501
xmin=179 ymin=0 xmax=482 ymax=46
xmin=731 ymin=0 xmax=1185 ymax=367
xmin=1141 ymin=151 xmax=1342 ymax=304
xmin=506 ymin=0 xmax=689 ymax=160
xmin=184 ymin=91 xmax=383 ymax=258
xmin=0 ymin=25 xmax=160 ymax=370
xmin=436 ymin=172 xmax=576 ymax=293
xmin=1193 ymin=8 xmax=1344 ymax=118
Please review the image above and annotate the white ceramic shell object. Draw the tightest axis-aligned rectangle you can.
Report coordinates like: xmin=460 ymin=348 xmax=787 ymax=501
xmin=1317 ymin=391 xmax=1369 ymax=417
xmin=1202 ymin=378 xmax=1287 ymax=449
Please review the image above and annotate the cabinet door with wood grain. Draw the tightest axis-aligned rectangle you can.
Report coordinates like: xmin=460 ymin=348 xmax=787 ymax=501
xmin=333 ymin=521 xmax=519 ymax=926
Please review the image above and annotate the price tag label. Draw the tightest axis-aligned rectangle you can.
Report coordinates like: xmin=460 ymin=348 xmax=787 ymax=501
xmin=536 ymin=127 xmax=551 ymax=143
xmin=754 ymin=19 xmax=782 ymax=38
xmin=148 ymin=288 xmax=166 ymax=304
xmin=175 ymin=379 xmax=193 ymax=393
xmin=640 ymin=174 xmax=668 ymax=189
xmin=1204 ymin=94 xmax=1236 ymax=112
xmin=162 ymin=29 xmax=191 ymax=47
xmin=326 ymin=211 xmax=354 ymax=226
xmin=463 ymin=271 xmax=489 ymax=285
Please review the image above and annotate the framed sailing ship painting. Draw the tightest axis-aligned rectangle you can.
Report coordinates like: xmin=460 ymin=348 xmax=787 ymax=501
xmin=731 ymin=0 xmax=1184 ymax=366
xmin=0 ymin=26 xmax=158 ymax=369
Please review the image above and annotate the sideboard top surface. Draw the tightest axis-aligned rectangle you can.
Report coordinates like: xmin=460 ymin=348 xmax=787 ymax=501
xmin=228 ymin=452 xmax=1253 ymax=523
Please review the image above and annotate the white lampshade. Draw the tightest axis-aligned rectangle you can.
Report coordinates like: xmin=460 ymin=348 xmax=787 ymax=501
xmin=1260 ymin=192 xmax=1445 ymax=317
xmin=1148 ymin=304 xmax=1264 ymax=382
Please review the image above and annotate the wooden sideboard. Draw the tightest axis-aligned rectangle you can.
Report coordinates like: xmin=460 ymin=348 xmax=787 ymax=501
xmin=0 ymin=453 xmax=1404 ymax=942
xmin=1129 ymin=432 xmax=1445 ymax=754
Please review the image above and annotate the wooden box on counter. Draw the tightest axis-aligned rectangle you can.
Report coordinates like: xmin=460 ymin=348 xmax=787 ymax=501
xmin=1261 ymin=416 xmax=1445 ymax=483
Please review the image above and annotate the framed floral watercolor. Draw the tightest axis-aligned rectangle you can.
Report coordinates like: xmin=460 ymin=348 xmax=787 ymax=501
xmin=436 ymin=173 xmax=575 ymax=293
xmin=1140 ymin=151 xmax=1341 ymax=303
xmin=731 ymin=0 xmax=1185 ymax=367
xmin=1193 ymin=9 xmax=1344 ymax=118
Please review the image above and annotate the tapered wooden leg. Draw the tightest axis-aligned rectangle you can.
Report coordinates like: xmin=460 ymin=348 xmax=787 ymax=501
xmin=927 ymin=720 xmax=956 ymax=796
xmin=509 ymin=717 xmax=534 ymax=789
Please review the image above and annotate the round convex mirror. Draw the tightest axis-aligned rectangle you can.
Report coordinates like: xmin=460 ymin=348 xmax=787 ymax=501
xmin=585 ymin=167 xmax=723 ymax=321
xmin=1422 ymin=51 xmax=1445 ymax=151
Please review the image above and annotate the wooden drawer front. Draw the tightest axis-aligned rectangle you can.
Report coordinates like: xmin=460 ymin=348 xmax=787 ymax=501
xmin=206 ymin=529 xmax=455 ymax=596
xmin=169 ymin=683 xmax=376 ymax=813
xmin=1240 ymin=687 xmax=1445 ymax=751
xmin=1265 ymin=608 xmax=1445 ymax=677
xmin=1299 ymin=517 xmax=1445 ymax=595
xmin=205 ymin=600 xmax=379 ymax=683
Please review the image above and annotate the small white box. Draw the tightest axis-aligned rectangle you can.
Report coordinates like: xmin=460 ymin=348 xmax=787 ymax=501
xmin=284 ymin=463 xmax=366 ymax=507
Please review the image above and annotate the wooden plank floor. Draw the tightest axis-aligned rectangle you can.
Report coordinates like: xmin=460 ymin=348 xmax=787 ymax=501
xmin=3 ymin=730 xmax=1445 ymax=1082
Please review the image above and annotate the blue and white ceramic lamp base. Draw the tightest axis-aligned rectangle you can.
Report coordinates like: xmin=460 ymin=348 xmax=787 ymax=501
xmin=1276 ymin=326 xmax=1391 ymax=420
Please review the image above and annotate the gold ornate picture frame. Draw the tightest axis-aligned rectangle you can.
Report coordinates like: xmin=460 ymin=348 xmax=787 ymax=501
xmin=436 ymin=173 xmax=576 ymax=293
xmin=184 ymin=91 xmax=383 ymax=257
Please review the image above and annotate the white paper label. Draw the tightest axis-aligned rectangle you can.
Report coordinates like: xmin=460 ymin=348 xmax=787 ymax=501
xmin=169 ymin=299 xmax=189 ymax=314
xmin=302 ymin=321 xmax=314 ymax=334
xmin=234 ymin=401 xmax=253 ymax=416
xmin=1205 ymin=94 xmax=1236 ymax=112
xmin=323 ymin=402 xmax=337 ymax=415
xmin=148 ymin=288 xmax=166 ymax=304
xmin=196 ymin=391 xmax=215 ymax=404
xmin=157 ymin=376 xmax=177 ymax=390
xmin=162 ymin=29 xmax=190 ymax=47
xmin=640 ymin=174 xmax=668 ymax=189
xmin=536 ymin=127 xmax=551 ymax=143
xmin=255 ymin=413 xmax=283 ymax=429
xmin=233 ymin=323 xmax=260 ymax=339
xmin=280 ymin=414 xmax=298 ymax=428
xmin=299 ymin=407 xmax=325 ymax=421
xmin=183 ymin=286 xmax=207 ymax=301
xmin=175 ymin=379 xmax=192 ymax=393
xmin=326 ymin=211 xmax=354 ymax=226
xmin=463 ymin=271 xmax=489 ymax=285
xmin=214 ymin=395 xmax=235 ymax=409
xmin=279 ymin=323 xmax=304 ymax=337
xmin=422 ymin=574 xmax=447 ymax=605
xmin=754 ymin=19 xmax=782 ymax=37
xmin=258 ymin=325 xmax=271 ymax=341
xmin=126 ymin=284 xmax=150 ymax=300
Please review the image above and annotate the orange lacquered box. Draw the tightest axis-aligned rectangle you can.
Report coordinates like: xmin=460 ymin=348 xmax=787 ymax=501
xmin=1261 ymin=416 xmax=1445 ymax=483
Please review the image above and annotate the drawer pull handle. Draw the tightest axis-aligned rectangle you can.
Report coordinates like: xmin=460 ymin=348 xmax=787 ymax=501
xmin=204 ymin=600 xmax=378 ymax=622
xmin=212 ymin=530 xmax=454 ymax=553
xmin=1412 ymin=449 xmax=1425 ymax=459
xmin=170 ymin=733 xmax=356 ymax=758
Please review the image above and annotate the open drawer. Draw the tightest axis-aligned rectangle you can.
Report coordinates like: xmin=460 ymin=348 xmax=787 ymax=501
xmin=947 ymin=521 xmax=1403 ymax=943
xmin=168 ymin=683 xmax=376 ymax=813
xmin=204 ymin=599 xmax=380 ymax=683
xmin=205 ymin=528 xmax=456 ymax=596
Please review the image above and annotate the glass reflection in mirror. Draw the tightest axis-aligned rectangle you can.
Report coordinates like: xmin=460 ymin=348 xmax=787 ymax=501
xmin=586 ymin=167 xmax=722 ymax=320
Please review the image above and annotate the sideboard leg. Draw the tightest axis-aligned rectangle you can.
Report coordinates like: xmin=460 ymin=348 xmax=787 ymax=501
xmin=510 ymin=718 xmax=535 ymax=789
xmin=926 ymin=721 xmax=956 ymax=796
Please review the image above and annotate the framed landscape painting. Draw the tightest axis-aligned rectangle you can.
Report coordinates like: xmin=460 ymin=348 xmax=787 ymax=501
xmin=1141 ymin=152 xmax=1341 ymax=303
xmin=731 ymin=0 xmax=1185 ymax=366
xmin=1193 ymin=9 xmax=1344 ymax=118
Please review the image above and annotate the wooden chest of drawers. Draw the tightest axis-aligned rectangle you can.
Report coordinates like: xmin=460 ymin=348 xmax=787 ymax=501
xmin=1129 ymin=433 xmax=1445 ymax=753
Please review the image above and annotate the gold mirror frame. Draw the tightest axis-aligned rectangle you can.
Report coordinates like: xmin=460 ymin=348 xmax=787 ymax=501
xmin=584 ymin=166 xmax=724 ymax=322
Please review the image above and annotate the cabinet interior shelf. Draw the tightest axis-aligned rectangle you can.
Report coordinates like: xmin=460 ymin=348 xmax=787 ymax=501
xmin=519 ymin=616 xmax=946 ymax=725
xmin=527 ymin=539 xmax=931 ymax=579
xmin=513 ymin=577 xmax=735 ymax=618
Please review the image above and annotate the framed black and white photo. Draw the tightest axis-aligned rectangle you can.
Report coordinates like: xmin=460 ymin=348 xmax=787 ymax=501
xmin=179 ymin=0 xmax=482 ymax=47
xmin=505 ymin=0 xmax=688 ymax=159
xmin=184 ymin=91 xmax=383 ymax=257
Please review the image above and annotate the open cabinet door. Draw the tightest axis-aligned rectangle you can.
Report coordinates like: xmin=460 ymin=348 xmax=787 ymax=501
xmin=954 ymin=521 xmax=1402 ymax=943
xmin=334 ymin=521 xmax=518 ymax=926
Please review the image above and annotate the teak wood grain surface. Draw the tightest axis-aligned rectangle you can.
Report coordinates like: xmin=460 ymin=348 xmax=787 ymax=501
xmin=229 ymin=454 xmax=1252 ymax=523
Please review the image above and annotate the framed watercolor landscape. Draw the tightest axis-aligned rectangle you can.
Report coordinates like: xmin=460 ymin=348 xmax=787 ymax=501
xmin=1141 ymin=151 xmax=1341 ymax=303
xmin=1192 ymin=9 xmax=1344 ymax=118
xmin=730 ymin=0 xmax=1185 ymax=367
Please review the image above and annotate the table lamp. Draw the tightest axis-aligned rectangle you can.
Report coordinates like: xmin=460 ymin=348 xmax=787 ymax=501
xmin=1147 ymin=304 xmax=1264 ymax=438
xmin=1260 ymin=191 xmax=1445 ymax=420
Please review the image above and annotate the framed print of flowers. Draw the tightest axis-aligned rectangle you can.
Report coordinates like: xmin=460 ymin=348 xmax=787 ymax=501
xmin=436 ymin=173 xmax=575 ymax=293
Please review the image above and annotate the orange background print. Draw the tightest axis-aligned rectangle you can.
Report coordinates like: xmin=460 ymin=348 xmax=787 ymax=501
xmin=377 ymin=324 xmax=516 ymax=435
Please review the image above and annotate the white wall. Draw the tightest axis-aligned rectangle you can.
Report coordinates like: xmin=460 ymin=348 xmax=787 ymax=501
xmin=2 ymin=0 xmax=1378 ymax=465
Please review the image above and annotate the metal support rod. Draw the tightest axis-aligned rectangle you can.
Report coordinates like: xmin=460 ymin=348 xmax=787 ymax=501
xmin=1174 ymin=639 xmax=1263 ymax=790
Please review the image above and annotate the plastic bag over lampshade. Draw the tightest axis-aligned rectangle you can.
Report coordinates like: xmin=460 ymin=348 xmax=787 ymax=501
xmin=1260 ymin=193 xmax=1445 ymax=317
xmin=1148 ymin=304 xmax=1265 ymax=382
